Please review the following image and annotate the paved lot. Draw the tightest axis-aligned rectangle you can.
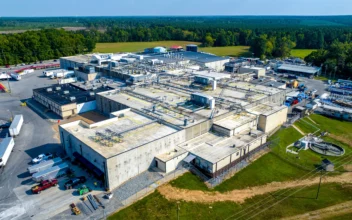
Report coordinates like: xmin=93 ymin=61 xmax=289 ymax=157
xmin=13 ymin=161 xmax=104 ymax=220
xmin=0 ymin=70 xmax=61 ymax=220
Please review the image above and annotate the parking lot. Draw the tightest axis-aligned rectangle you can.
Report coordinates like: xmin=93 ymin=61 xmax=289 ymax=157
xmin=13 ymin=160 xmax=104 ymax=220
xmin=0 ymin=69 xmax=106 ymax=220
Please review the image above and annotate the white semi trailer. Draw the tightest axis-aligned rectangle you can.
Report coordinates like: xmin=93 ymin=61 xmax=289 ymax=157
xmin=28 ymin=157 xmax=63 ymax=174
xmin=9 ymin=115 xmax=24 ymax=137
xmin=0 ymin=137 xmax=15 ymax=167
xmin=32 ymin=162 xmax=69 ymax=182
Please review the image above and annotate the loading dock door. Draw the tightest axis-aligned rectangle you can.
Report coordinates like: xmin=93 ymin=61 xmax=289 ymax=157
xmin=73 ymin=152 xmax=104 ymax=179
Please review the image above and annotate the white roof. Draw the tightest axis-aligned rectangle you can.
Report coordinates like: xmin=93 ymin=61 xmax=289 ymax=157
xmin=278 ymin=64 xmax=320 ymax=74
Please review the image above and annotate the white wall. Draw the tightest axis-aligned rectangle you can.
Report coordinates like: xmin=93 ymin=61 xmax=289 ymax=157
xmin=106 ymin=130 xmax=186 ymax=189
xmin=165 ymin=152 xmax=188 ymax=173
xmin=77 ymin=101 xmax=97 ymax=114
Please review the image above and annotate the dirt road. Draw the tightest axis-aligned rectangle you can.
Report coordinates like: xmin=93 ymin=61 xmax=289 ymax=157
xmin=281 ymin=200 xmax=352 ymax=220
xmin=158 ymin=172 xmax=352 ymax=203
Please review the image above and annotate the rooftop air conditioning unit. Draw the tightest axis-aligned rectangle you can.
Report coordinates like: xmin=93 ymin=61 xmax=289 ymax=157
xmin=63 ymin=90 xmax=69 ymax=94
xmin=55 ymin=87 xmax=61 ymax=91
xmin=69 ymin=96 xmax=76 ymax=102
xmin=46 ymin=88 xmax=53 ymax=92
xmin=89 ymin=92 xmax=95 ymax=96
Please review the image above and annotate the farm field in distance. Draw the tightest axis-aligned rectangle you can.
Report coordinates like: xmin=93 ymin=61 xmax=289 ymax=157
xmin=95 ymin=42 xmax=315 ymax=59
xmin=94 ymin=41 xmax=201 ymax=53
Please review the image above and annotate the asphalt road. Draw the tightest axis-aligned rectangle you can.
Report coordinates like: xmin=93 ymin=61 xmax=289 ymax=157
xmin=0 ymin=71 xmax=61 ymax=219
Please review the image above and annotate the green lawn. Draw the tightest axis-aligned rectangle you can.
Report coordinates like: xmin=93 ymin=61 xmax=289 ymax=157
xmin=290 ymin=49 xmax=317 ymax=59
xmin=170 ymin=172 xmax=211 ymax=191
xmin=171 ymin=153 xmax=308 ymax=193
xmin=294 ymin=118 xmax=320 ymax=134
xmin=214 ymin=153 xmax=308 ymax=192
xmin=94 ymin=41 xmax=201 ymax=53
xmin=310 ymin=114 xmax=352 ymax=143
xmin=109 ymin=183 xmax=352 ymax=220
xmin=200 ymin=46 xmax=251 ymax=57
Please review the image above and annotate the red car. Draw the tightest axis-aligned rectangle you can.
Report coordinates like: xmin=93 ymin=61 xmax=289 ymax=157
xmin=31 ymin=179 xmax=58 ymax=194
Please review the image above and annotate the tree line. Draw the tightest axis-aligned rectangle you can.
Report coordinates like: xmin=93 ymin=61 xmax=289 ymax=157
xmin=0 ymin=29 xmax=96 ymax=65
xmin=305 ymin=41 xmax=352 ymax=79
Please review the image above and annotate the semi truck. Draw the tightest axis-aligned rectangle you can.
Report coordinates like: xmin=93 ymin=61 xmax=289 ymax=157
xmin=0 ymin=73 xmax=11 ymax=80
xmin=9 ymin=115 xmax=24 ymax=137
xmin=28 ymin=157 xmax=63 ymax=174
xmin=32 ymin=162 xmax=69 ymax=182
xmin=0 ymin=137 xmax=15 ymax=167
xmin=10 ymin=73 xmax=21 ymax=81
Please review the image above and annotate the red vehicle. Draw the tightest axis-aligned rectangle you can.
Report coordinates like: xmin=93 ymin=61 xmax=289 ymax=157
xmin=31 ymin=179 xmax=58 ymax=194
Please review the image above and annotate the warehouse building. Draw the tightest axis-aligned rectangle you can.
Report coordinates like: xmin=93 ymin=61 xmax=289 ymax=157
xmin=277 ymin=64 xmax=321 ymax=78
xmin=33 ymin=83 xmax=114 ymax=118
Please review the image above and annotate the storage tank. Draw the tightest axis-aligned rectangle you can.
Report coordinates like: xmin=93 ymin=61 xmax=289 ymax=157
xmin=186 ymin=44 xmax=198 ymax=52
xmin=153 ymin=47 xmax=167 ymax=53
xmin=28 ymin=157 xmax=63 ymax=174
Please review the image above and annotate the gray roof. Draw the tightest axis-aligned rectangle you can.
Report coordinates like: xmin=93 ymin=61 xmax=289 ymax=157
xmin=151 ymin=51 xmax=229 ymax=64
xmin=277 ymin=64 xmax=321 ymax=74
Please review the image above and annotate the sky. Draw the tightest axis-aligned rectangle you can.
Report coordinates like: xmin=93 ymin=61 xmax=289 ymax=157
xmin=1 ymin=0 xmax=352 ymax=17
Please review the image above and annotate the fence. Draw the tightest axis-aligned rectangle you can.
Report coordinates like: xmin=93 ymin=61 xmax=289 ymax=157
xmin=206 ymin=142 xmax=271 ymax=188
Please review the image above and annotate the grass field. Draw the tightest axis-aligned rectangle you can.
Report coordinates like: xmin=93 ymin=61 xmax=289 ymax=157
xmin=94 ymin=41 xmax=200 ymax=53
xmin=200 ymin=46 xmax=251 ymax=57
xmin=95 ymin=42 xmax=315 ymax=59
xmin=290 ymin=49 xmax=316 ymax=59
xmin=109 ymin=183 xmax=352 ymax=220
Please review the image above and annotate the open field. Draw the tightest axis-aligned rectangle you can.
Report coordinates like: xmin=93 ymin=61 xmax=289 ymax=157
xmin=109 ymin=183 xmax=352 ymax=220
xmin=94 ymin=42 xmax=315 ymax=59
xmin=200 ymin=46 xmax=251 ymax=57
xmin=94 ymin=41 xmax=200 ymax=53
xmin=290 ymin=49 xmax=316 ymax=59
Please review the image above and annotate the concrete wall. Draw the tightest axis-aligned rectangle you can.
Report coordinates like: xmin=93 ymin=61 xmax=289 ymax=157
xmin=75 ymin=70 xmax=99 ymax=81
xmin=233 ymin=119 xmax=257 ymax=135
xmin=96 ymin=94 xmax=129 ymax=116
xmin=165 ymin=152 xmax=188 ymax=173
xmin=33 ymin=91 xmax=77 ymax=118
xmin=212 ymin=125 xmax=231 ymax=136
xmin=185 ymin=120 xmax=211 ymax=141
xmin=204 ymin=59 xmax=229 ymax=71
xmin=258 ymin=107 xmax=288 ymax=133
xmin=106 ymin=130 xmax=186 ymax=189
xmin=77 ymin=100 xmax=96 ymax=114
xmin=59 ymin=124 xmax=106 ymax=174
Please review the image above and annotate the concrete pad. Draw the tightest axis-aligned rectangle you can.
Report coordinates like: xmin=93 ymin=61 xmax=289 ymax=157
xmin=12 ymin=161 xmax=104 ymax=220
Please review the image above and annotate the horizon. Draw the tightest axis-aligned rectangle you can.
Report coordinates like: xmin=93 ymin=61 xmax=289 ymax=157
xmin=1 ymin=0 xmax=352 ymax=17
xmin=1 ymin=15 xmax=352 ymax=18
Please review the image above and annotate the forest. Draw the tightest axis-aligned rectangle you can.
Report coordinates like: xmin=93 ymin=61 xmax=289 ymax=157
xmin=1 ymin=16 xmax=352 ymax=78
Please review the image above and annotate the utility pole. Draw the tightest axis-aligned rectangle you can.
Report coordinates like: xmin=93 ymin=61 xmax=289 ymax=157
xmin=316 ymin=170 xmax=323 ymax=200
xmin=177 ymin=201 xmax=180 ymax=220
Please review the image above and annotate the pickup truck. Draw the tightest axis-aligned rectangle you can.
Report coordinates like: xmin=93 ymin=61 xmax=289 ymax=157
xmin=31 ymin=179 xmax=58 ymax=194
xmin=32 ymin=153 xmax=53 ymax=164
xmin=64 ymin=176 xmax=86 ymax=189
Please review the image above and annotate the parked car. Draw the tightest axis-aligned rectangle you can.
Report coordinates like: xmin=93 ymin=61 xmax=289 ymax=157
xmin=32 ymin=153 xmax=53 ymax=164
xmin=31 ymin=179 xmax=58 ymax=194
xmin=64 ymin=176 xmax=87 ymax=189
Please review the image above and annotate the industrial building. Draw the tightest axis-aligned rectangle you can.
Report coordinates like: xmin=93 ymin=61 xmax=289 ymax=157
xmin=33 ymin=83 xmax=114 ymax=118
xmin=320 ymin=105 xmax=352 ymax=121
xmin=59 ymin=73 xmax=288 ymax=189
xmin=277 ymin=64 xmax=321 ymax=78
xmin=239 ymin=66 xmax=266 ymax=78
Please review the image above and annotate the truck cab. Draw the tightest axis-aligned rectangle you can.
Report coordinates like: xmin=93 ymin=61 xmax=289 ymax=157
xmin=31 ymin=179 xmax=58 ymax=194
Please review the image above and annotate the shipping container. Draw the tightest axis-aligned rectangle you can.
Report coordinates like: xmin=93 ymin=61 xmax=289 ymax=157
xmin=9 ymin=115 xmax=24 ymax=137
xmin=32 ymin=162 xmax=69 ymax=182
xmin=0 ymin=137 xmax=15 ymax=167
xmin=28 ymin=157 xmax=63 ymax=174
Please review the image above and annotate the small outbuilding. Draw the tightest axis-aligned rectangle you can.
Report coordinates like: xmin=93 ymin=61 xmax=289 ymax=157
xmin=321 ymin=159 xmax=334 ymax=172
